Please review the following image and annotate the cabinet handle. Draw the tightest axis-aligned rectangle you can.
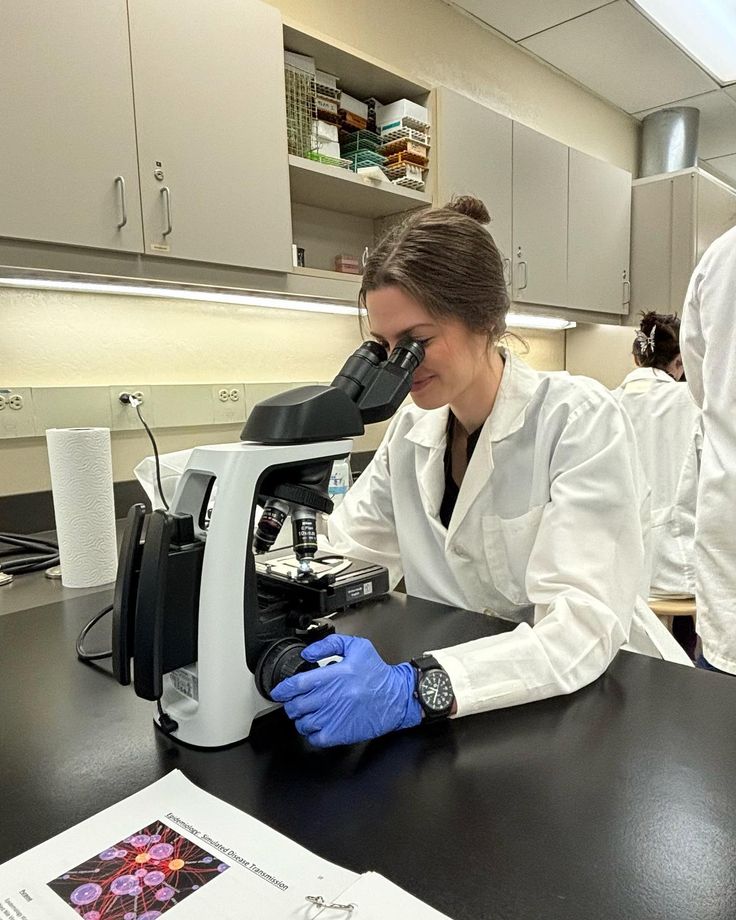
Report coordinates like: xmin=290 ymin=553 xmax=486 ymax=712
xmin=161 ymin=186 xmax=173 ymax=236
xmin=622 ymin=278 xmax=631 ymax=305
xmin=517 ymin=260 xmax=528 ymax=291
xmin=502 ymin=257 xmax=511 ymax=286
xmin=114 ymin=176 xmax=128 ymax=229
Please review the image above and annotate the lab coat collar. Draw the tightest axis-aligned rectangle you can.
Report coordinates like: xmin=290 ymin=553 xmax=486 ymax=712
xmin=405 ymin=350 xmax=544 ymax=537
xmin=621 ymin=367 xmax=675 ymax=386
xmin=404 ymin=348 xmax=543 ymax=449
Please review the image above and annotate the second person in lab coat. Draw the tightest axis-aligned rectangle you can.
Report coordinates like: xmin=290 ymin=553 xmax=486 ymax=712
xmin=272 ymin=197 xmax=690 ymax=748
xmin=614 ymin=312 xmax=701 ymax=599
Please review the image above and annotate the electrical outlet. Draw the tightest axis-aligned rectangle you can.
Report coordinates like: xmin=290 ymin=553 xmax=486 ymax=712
xmin=0 ymin=388 xmax=36 ymax=439
xmin=109 ymin=385 xmax=154 ymax=431
xmin=212 ymin=384 xmax=246 ymax=425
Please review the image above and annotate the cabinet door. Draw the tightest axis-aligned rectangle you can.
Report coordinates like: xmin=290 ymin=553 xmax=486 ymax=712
xmin=696 ymin=175 xmax=736 ymax=261
xmin=630 ymin=178 xmax=674 ymax=316
xmin=128 ymin=0 xmax=292 ymax=271
xmin=0 ymin=1 xmax=143 ymax=252
xmin=568 ymin=149 xmax=631 ymax=314
xmin=435 ymin=88 xmax=512 ymax=284
xmin=512 ymin=124 xmax=568 ymax=307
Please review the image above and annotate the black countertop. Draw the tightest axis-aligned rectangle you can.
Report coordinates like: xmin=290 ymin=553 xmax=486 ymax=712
xmin=1 ymin=590 xmax=735 ymax=919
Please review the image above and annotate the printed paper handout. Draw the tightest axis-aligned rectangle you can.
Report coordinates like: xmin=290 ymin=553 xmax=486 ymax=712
xmin=0 ymin=770 xmax=452 ymax=919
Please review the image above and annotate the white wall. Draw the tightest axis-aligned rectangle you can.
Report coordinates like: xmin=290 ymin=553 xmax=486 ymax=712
xmin=565 ymin=324 xmax=635 ymax=390
xmin=0 ymin=287 xmax=565 ymax=495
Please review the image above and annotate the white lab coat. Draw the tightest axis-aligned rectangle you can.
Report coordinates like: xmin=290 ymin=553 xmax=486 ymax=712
xmin=329 ymin=349 xmax=691 ymax=718
xmin=681 ymin=224 xmax=736 ymax=673
xmin=614 ymin=368 xmax=701 ymax=596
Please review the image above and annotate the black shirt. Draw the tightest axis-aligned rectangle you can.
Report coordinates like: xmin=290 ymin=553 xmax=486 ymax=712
xmin=439 ymin=413 xmax=483 ymax=529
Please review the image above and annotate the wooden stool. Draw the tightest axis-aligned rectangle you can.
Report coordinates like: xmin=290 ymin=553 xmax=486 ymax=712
xmin=648 ymin=596 xmax=697 ymax=633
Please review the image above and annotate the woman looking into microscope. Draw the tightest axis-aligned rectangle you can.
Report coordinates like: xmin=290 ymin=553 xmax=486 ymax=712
xmin=272 ymin=196 xmax=689 ymax=747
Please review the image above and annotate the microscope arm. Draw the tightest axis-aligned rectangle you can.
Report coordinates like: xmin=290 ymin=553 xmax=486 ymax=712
xmin=111 ymin=507 xmax=205 ymax=702
xmin=111 ymin=503 xmax=146 ymax=685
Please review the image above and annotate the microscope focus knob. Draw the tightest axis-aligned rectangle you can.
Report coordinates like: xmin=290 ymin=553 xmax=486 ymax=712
xmin=255 ymin=638 xmax=318 ymax=700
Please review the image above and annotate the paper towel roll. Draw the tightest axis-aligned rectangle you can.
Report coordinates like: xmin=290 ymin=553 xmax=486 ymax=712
xmin=46 ymin=428 xmax=118 ymax=588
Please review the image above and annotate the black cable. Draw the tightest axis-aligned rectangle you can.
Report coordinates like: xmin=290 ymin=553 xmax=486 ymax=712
xmin=157 ymin=699 xmax=179 ymax=735
xmin=76 ymin=395 xmax=169 ymax=665
xmin=135 ymin=403 xmax=169 ymax=511
xmin=0 ymin=532 xmax=59 ymax=574
xmin=76 ymin=604 xmax=113 ymax=661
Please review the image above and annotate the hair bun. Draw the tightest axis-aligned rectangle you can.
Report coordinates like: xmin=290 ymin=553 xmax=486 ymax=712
xmin=639 ymin=310 xmax=659 ymax=334
xmin=447 ymin=195 xmax=491 ymax=226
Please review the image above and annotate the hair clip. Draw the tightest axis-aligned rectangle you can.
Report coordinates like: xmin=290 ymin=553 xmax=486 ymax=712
xmin=636 ymin=325 xmax=657 ymax=356
xmin=306 ymin=894 xmax=356 ymax=913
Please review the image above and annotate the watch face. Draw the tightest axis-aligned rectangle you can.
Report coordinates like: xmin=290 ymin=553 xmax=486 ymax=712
xmin=419 ymin=669 xmax=454 ymax=713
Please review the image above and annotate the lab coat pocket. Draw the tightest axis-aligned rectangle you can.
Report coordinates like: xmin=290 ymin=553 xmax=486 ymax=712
xmin=651 ymin=505 xmax=674 ymax=531
xmin=482 ymin=505 xmax=546 ymax=605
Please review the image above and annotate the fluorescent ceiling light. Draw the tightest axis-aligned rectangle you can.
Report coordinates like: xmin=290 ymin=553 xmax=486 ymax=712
xmin=633 ymin=0 xmax=736 ymax=83
xmin=507 ymin=313 xmax=575 ymax=331
xmin=0 ymin=275 xmax=362 ymax=316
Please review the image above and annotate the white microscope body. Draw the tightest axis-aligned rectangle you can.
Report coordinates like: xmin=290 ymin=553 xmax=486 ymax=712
xmin=160 ymin=438 xmax=351 ymax=748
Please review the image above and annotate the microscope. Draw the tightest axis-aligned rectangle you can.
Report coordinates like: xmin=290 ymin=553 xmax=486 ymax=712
xmin=111 ymin=338 xmax=424 ymax=748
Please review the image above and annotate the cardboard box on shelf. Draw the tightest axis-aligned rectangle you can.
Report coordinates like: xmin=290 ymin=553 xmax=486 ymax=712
xmin=339 ymin=93 xmax=369 ymax=120
xmin=316 ymin=69 xmax=338 ymax=90
xmin=317 ymin=97 xmax=340 ymax=119
xmin=311 ymin=119 xmax=340 ymax=146
xmin=284 ymin=49 xmax=316 ymax=74
xmin=376 ymin=99 xmax=429 ymax=127
xmin=316 ymin=141 xmax=342 ymax=159
xmin=335 ymin=253 xmax=362 ymax=274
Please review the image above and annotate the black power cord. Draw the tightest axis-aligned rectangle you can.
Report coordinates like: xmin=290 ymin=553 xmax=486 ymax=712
xmin=76 ymin=394 xmax=166 ymax=663
xmin=0 ymin=532 xmax=59 ymax=575
xmin=129 ymin=398 xmax=170 ymax=512
xmin=75 ymin=604 xmax=114 ymax=661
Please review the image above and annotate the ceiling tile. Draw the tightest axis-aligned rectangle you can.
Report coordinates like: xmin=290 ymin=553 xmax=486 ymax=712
xmin=636 ymin=91 xmax=736 ymax=160
xmin=704 ymin=154 xmax=736 ymax=185
xmin=451 ymin=0 xmax=611 ymax=41
xmin=521 ymin=0 xmax=717 ymax=113
xmin=726 ymin=86 xmax=736 ymax=103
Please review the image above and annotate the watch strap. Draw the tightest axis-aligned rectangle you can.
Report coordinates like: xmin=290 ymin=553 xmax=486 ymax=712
xmin=410 ymin=653 xmax=442 ymax=673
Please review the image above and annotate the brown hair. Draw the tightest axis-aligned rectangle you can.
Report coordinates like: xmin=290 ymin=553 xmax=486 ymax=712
xmin=633 ymin=311 xmax=681 ymax=370
xmin=359 ymin=196 xmax=509 ymax=342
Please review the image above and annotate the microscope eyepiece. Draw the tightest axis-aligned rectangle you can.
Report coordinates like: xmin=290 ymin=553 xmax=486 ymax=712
xmin=331 ymin=340 xmax=388 ymax=401
xmin=387 ymin=337 xmax=425 ymax=372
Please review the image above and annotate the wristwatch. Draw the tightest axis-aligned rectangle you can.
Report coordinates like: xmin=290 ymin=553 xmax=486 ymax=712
xmin=411 ymin=654 xmax=455 ymax=720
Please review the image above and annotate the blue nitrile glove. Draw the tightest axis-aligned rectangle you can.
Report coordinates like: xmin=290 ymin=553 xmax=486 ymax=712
xmin=270 ymin=634 xmax=423 ymax=748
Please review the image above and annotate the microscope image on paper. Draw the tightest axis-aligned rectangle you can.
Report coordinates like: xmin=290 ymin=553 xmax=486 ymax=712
xmin=47 ymin=821 xmax=228 ymax=918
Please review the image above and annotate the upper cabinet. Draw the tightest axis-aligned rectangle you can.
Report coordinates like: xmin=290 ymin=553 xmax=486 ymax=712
xmin=435 ymin=88 xmax=512 ymax=283
xmin=0 ymin=1 xmax=143 ymax=253
xmin=0 ymin=0 xmax=291 ymax=272
xmin=568 ymin=149 xmax=631 ymax=314
xmin=512 ymin=123 xmax=631 ymax=315
xmin=512 ymin=124 xmax=569 ymax=307
xmin=630 ymin=168 xmax=736 ymax=318
xmin=128 ymin=0 xmax=292 ymax=271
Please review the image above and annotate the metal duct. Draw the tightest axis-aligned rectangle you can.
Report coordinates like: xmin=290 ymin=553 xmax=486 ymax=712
xmin=640 ymin=107 xmax=700 ymax=177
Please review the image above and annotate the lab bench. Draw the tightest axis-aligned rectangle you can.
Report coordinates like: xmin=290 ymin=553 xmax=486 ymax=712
xmin=1 ymin=585 xmax=735 ymax=919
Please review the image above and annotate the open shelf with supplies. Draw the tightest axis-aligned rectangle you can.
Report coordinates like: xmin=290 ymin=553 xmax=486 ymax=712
xmin=288 ymin=155 xmax=431 ymax=219
xmin=283 ymin=22 xmax=432 ymax=284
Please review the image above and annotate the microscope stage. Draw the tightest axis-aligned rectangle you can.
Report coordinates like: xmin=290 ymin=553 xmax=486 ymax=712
xmin=255 ymin=549 xmax=389 ymax=613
